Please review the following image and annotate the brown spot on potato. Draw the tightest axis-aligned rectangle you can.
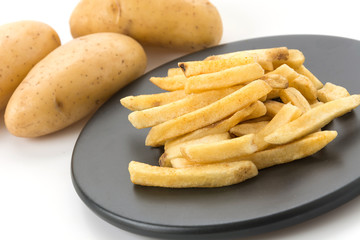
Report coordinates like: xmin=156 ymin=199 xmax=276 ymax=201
xmin=110 ymin=3 xmax=118 ymax=13
xmin=122 ymin=19 xmax=133 ymax=35
xmin=55 ymin=98 xmax=64 ymax=110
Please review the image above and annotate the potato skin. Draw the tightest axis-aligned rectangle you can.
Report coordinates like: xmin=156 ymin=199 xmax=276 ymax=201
xmin=70 ymin=0 xmax=223 ymax=51
xmin=5 ymin=33 xmax=147 ymax=137
xmin=0 ymin=21 xmax=61 ymax=110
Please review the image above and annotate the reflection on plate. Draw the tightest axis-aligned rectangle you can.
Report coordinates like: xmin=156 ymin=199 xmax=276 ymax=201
xmin=72 ymin=35 xmax=360 ymax=240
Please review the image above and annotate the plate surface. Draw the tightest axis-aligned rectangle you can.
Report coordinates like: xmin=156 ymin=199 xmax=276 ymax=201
xmin=72 ymin=35 xmax=360 ymax=239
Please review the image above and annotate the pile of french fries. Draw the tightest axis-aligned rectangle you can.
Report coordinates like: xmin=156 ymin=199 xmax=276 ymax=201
xmin=121 ymin=47 xmax=360 ymax=188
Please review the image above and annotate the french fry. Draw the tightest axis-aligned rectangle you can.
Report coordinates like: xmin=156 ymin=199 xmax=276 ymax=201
xmin=167 ymin=67 xmax=184 ymax=77
xmin=265 ymin=89 xmax=282 ymax=100
xmin=268 ymin=64 xmax=317 ymax=102
xmin=264 ymin=100 xmax=285 ymax=117
xmin=318 ymin=82 xmax=350 ymax=103
xmin=120 ymin=90 xmax=186 ymax=111
xmin=268 ymin=64 xmax=298 ymax=81
xmin=295 ymin=65 xmax=323 ymax=89
xmin=291 ymin=75 xmax=318 ymax=103
xmin=237 ymin=131 xmax=337 ymax=169
xmin=253 ymin=103 xmax=302 ymax=151
xmin=170 ymin=158 xmax=200 ymax=168
xmin=160 ymin=132 xmax=231 ymax=167
xmin=279 ymin=87 xmax=311 ymax=113
xmin=184 ymin=63 xmax=264 ymax=93
xmin=260 ymin=73 xmax=289 ymax=89
xmin=172 ymin=131 xmax=337 ymax=169
xmin=265 ymin=95 xmax=360 ymax=145
xmin=242 ymin=115 xmax=273 ymax=123
xmin=242 ymin=101 xmax=267 ymax=121
xmin=128 ymin=160 xmax=258 ymax=188
xmin=310 ymin=100 xmax=324 ymax=108
xmin=128 ymin=87 xmax=240 ymax=129
xmin=273 ymin=49 xmax=305 ymax=69
xmin=164 ymin=101 xmax=265 ymax=149
xmin=205 ymin=47 xmax=289 ymax=71
xmin=150 ymin=75 xmax=186 ymax=91
xmin=146 ymin=80 xmax=272 ymax=146
xmin=230 ymin=121 xmax=269 ymax=136
xmin=181 ymin=134 xmax=257 ymax=163
xmin=178 ymin=56 xmax=255 ymax=77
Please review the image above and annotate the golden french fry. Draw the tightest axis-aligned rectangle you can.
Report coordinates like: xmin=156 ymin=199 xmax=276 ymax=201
xmin=184 ymin=63 xmax=264 ymax=93
xmin=150 ymin=75 xmax=186 ymax=91
xmin=146 ymin=80 xmax=272 ymax=146
xmin=128 ymin=87 xmax=239 ymax=129
xmin=242 ymin=101 xmax=267 ymax=121
xmin=273 ymin=49 xmax=305 ymax=69
xmin=295 ymin=65 xmax=323 ymax=89
xmin=120 ymin=90 xmax=186 ymax=111
xmin=170 ymin=158 xmax=200 ymax=168
xmin=167 ymin=67 xmax=184 ymax=77
xmin=243 ymin=115 xmax=273 ymax=123
xmin=268 ymin=64 xmax=298 ymax=81
xmin=265 ymin=89 xmax=282 ymax=100
xmin=164 ymin=101 xmax=264 ymax=148
xmin=290 ymin=75 xmax=318 ymax=103
xmin=178 ymin=56 xmax=255 ymax=77
xmin=264 ymin=100 xmax=285 ymax=117
xmin=265 ymin=95 xmax=360 ymax=144
xmin=268 ymin=64 xmax=317 ymax=102
xmin=128 ymin=160 xmax=258 ymax=188
xmin=279 ymin=87 xmax=311 ymax=113
xmin=310 ymin=100 xmax=324 ymax=108
xmin=238 ymin=131 xmax=337 ymax=169
xmin=230 ymin=121 xmax=269 ymax=136
xmin=173 ymin=131 xmax=337 ymax=169
xmin=205 ymin=47 xmax=289 ymax=71
xmin=181 ymin=134 xmax=257 ymax=163
xmin=253 ymin=103 xmax=302 ymax=151
xmin=160 ymin=132 xmax=231 ymax=167
xmin=318 ymin=82 xmax=350 ymax=103
xmin=260 ymin=73 xmax=288 ymax=89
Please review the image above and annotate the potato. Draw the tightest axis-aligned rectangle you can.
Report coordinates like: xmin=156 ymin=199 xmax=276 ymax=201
xmin=0 ymin=21 xmax=61 ymax=110
xmin=5 ymin=33 xmax=146 ymax=137
xmin=69 ymin=0 xmax=223 ymax=51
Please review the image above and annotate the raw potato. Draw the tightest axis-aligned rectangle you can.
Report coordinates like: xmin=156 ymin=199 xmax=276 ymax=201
xmin=0 ymin=21 xmax=61 ymax=110
xmin=5 ymin=33 xmax=146 ymax=137
xmin=69 ymin=0 xmax=223 ymax=51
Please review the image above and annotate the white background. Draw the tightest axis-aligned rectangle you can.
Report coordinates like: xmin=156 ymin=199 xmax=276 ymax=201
xmin=1 ymin=0 xmax=360 ymax=239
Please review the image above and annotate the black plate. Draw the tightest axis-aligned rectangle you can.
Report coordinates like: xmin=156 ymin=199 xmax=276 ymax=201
xmin=71 ymin=35 xmax=360 ymax=240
